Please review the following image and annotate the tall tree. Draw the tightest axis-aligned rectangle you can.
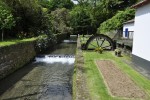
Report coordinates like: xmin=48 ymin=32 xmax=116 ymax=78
xmin=40 ymin=0 xmax=74 ymax=11
xmin=3 ymin=0 xmax=46 ymax=37
xmin=51 ymin=8 xmax=72 ymax=34
xmin=0 ymin=5 xmax=15 ymax=41
xmin=70 ymin=5 xmax=93 ymax=35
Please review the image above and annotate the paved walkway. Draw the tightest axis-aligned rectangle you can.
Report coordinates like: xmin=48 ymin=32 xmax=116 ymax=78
xmin=122 ymin=59 xmax=150 ymax=80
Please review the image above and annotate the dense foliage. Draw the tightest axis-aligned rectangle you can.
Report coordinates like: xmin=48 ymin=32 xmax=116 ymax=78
xmin=70 ymin=5 xmax=93 ymax=35
xmin=0 ymin=0 xmax=139 ymax=41
xmin=51 ymin=8 xmax=72 ymax=35
xmin=70 ymin=0 xmax=138 ymax=35
xmin=35 ymin=34 xmax=57 ymax=52
xmin=3 ymin=0 xmax=46 ymax=37
xmin=39 ymin=0 xmax=74 ymax=11
xmin=0 ymin=0 xmax=74 ymax=39
xmin=99 ymin=9 xmax=135 ymax=33
xmin=0 ymin=4 xmax=15 ymax=41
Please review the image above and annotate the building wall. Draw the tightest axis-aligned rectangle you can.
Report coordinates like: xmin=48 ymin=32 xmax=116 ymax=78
xmin=132 ymin=3 xmax=150 ymax=62
xmin=123 ymin=23 xmax=134 ymax=39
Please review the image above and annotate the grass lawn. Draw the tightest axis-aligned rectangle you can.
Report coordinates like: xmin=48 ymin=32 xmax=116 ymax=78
xmin=73 ymin=59 xmax=77 ymax=100
xmin=0 ymin=37 xmax=37 ymax=47
xmin=83 ymin=51 xmax=150 ymax=100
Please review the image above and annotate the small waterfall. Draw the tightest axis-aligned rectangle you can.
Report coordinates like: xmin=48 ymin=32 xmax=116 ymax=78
xmin=63 ymin=40 xmax=76 ymax=43
xmin=35 ymin=54 xmax=75 ymax=64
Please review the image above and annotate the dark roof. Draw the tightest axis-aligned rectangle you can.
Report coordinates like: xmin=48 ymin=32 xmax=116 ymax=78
xmin=124 ymin=19 xmax=134 ymax=24
xmin=132 ymin=0 xmax=150 ymax=8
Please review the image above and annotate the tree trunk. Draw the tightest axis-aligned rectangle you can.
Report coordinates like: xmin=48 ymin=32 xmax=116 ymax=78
xmin=2 ymin=29 xmax=4 ymax=41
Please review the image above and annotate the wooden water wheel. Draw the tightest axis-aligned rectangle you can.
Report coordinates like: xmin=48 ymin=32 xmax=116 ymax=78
xmin=84 ymin=34 xmax=114 ymax=50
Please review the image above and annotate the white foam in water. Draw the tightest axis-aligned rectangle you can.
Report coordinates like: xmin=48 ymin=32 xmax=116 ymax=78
xmin=35 ymin=55 xmax=75 ymax=64
xmin=63 ymin=40 xmax=70 ymax=42
xmin=63 ymin=40 xmax=76 ymax=43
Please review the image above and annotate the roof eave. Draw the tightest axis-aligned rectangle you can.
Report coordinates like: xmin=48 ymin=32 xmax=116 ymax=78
xmin=124 ymin=21 xmax=134 ymax=24
xmin=132 ymin=0 xmax=150 ymax=8
xmin=123 ymin=19 xmax=135 ymax=24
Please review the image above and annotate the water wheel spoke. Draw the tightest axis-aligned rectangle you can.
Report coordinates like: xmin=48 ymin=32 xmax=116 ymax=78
xmin=100 ymin=39 xmax=105 ymax=47
xmin=96 ymin=38 xmax=100 ymax=47
xmin=89 ymin=42 xmax=98 ymax=48
xmin=85 ymin=34 xmax=114 ymax=50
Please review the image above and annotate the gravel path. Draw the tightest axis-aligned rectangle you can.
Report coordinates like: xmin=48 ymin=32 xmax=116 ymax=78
xmin=96 ymin=60 xmax=147 ymax=99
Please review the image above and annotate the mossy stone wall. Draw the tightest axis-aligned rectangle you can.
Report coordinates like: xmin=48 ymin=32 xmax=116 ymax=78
xmin=0 ymin=41 xmax=36 ymax=79
xmin=0 ymin=34 xmax=69 ymax=80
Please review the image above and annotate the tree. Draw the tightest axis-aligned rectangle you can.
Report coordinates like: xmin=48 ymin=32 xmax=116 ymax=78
xmin=74 ymin=0 xmax=101 ymax=6
xmin=0 ymin=5 xmax=15 ymax=41
xmin=2 ymin=0 xmax=47 ymax=37
xmin=70 ymin=5 xmax=93 ymax=35
xmin=78 ymin=0 xmax=138 ymax=34
xmin=99 ymin=0 xmax=138 ymax=13
xmin=51 ymin=8 xmax=72 ymax=34
xmin=99 ymin=8 xmax=135 ymax=33
xmin=39 ymin=0 xmax=74 ymax=11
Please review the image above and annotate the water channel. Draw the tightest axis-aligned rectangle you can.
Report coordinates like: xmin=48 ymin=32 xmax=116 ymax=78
xmin=0 ymin=35 xmax=77 ymax=100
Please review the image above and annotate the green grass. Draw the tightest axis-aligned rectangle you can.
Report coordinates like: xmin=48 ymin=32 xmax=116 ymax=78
xmin=73 ymin=56 xmax=77 ymax=100
xmin=0 ymin=37 xmax=37 ymax=47
xmin=83 ymin=51 xmax=150 ymax=100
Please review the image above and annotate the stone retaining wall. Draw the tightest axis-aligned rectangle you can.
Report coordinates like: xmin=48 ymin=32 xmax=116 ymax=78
xmin=73 ymin=36 xmax=91 ymax=100
xmin=0 ymin=41 xmax=36 ymax=79
xmin=0 ymin=34 xmax=68 ymax=80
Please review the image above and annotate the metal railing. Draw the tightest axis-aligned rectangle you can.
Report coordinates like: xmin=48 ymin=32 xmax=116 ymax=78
xmin=113 ymin=30 xmax=134 ymax=40
xmin=123 ymin=31 xmax=134 ymax=40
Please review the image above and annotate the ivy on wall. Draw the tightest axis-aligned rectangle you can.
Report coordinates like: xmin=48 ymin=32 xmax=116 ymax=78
xmin=99 ymin=8 xmax=135 ymax=33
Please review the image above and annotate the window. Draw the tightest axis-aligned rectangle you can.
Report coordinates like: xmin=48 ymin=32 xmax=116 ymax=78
xmin=125 ymin=28 xmax=128 ymax=37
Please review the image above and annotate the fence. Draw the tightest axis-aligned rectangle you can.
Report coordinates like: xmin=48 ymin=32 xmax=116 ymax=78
xmin=113 ymin=30 xmax=134 ymax=40
xmin=123 ymin=31 xmax=134 ymax=39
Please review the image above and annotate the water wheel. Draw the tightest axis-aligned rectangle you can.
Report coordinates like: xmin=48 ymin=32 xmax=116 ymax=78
xmin=84 ymin=34 xmax=114 ymax=50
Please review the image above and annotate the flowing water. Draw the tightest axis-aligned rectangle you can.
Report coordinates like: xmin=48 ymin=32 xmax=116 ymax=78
xmin=0 ymin=35 xmax=77 ymax=100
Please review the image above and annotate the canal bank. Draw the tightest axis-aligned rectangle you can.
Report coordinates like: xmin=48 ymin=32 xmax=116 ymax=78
xmin=0 ymin=34 xmax=69 ymax=80
xmin=0 ymin=35 xmax=77 ymax=100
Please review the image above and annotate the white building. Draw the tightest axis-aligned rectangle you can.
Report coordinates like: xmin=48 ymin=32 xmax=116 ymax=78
xmin=123 ymin=19 xmax=134 ymax=39
xmin=132 ymin=0 xmax=150 ymax=69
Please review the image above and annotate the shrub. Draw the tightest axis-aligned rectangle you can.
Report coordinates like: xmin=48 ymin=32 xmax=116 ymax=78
xmin=115 ymin=48 xmax=122 ymax=57
xmin=99 ymin=8 xmax=135 ymax=33
xmin=35 ymin=34 xmax=57 ymax=52
xmin=94 ymin=47 xmax=103 ymax=54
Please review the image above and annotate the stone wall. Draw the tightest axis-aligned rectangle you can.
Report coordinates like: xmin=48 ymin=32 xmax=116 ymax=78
xmin=0 ymin=41 xmax=36 ymax=79
xmin=0 ymin=34 xmax=69 ymax=80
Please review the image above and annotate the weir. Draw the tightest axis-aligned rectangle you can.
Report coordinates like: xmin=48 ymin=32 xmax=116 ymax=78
xmin=0 ymin=35 xmax=77 ymax=100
